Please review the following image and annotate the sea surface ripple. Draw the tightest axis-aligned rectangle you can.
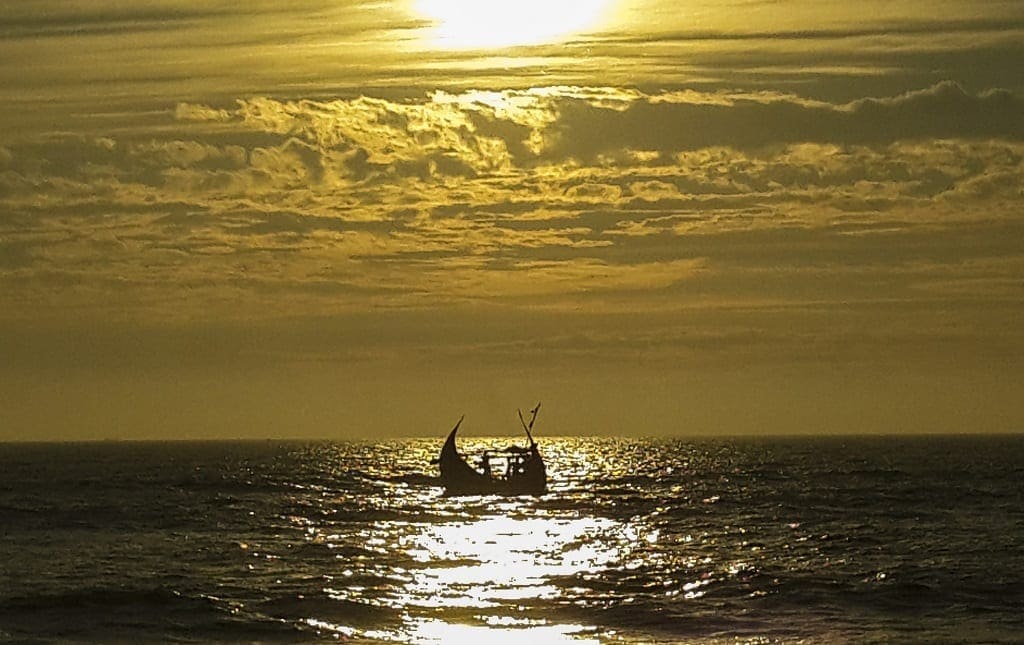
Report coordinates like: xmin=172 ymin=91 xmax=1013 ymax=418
xmin=1 ymin=435 xmax=1022 ymax=643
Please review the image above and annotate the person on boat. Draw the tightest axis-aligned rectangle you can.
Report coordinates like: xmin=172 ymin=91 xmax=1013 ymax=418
xmin=509 ymin=450 xmax=534 ymax=478
xmin=507 ymin=453 xmax=526 ymax=479
xmin=478 ymin=451 xmax=492 ymax=476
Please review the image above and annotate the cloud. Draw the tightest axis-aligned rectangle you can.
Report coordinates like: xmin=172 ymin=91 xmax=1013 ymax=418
xmin=599 ymin=18 xmax=1024 ymax=46
xmin=175 ymin=103 xmax=234 ymax=123
xmin=543 ymin=82 xmax=1024 ymax=160
xmin=0 ymin=3 xmax=227 ymax=39
xmin=220 ymin=95 xmax=520 ymax=177
xmin=7 ymin=87 xmax=1024 ymax=229
xmin=164 ymin=83 xmax=1024 ymax=181
xmin=3 ymin=84 xmax=1024 ymax=335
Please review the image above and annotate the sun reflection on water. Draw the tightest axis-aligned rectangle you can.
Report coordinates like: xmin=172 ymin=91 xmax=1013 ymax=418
xmin=403 ymin=514 xmax=626 ymax=606
xmin=408 ymin=618 xmax=600 ymax=644
xmin=286 ymin=438 xmax=766 ymax=642
xmin=378 ymin=506 xmax=641 ymax=641
xmin=304 ymin=501 xmax=641 ymax=640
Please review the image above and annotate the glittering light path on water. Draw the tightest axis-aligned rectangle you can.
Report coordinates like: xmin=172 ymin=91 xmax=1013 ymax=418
xmin=273 ymin=438 xmax=805 ymax=642
xmin=296 ymin=437 xmax=657 ymax=642
xmin=306 ymin=511 xmax=623 ymax=641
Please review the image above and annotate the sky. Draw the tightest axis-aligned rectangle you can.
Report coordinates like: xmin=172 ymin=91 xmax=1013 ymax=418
xmin=1 ymin=0 xmax=1023 ymax=440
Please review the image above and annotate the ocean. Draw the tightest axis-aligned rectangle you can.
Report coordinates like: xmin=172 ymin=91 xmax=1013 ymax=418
xmin=1 ymin=435 xmax=1022 ymax=643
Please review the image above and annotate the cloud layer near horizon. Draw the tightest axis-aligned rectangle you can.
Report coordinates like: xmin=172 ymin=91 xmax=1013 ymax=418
xmin=2 ymin=84 xmax=1022 ymax=360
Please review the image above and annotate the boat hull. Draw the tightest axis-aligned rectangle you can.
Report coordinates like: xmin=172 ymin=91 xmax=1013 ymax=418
xmin=438 ymin=420 xmax=546 ymax=496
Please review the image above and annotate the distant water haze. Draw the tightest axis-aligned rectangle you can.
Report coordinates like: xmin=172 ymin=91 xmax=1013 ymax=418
xmin=2 ymin=358 xmax=1019 ymax=440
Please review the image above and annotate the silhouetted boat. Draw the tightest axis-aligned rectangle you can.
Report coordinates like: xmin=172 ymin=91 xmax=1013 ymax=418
xmin=438 ymin=404 xmax=547 ymax=496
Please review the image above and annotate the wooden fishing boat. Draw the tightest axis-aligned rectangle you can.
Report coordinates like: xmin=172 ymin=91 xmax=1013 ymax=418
xmin=438 ymin=403 xmax=547 ymax=496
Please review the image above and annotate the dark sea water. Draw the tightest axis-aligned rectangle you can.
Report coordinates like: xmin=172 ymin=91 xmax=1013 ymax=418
xmin=1 ymin=435 xmax=1022 ymax=643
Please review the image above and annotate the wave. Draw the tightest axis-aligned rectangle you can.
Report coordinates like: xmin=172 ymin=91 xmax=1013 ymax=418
xmin=0 ymin=587 xmax=302 ymax=641
xmin=2 ymin=436 xmax=1023 ymax=643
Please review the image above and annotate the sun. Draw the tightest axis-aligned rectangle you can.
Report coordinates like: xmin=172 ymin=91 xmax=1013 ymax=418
xmin=415 ymin=0 xmax=612 ymax=50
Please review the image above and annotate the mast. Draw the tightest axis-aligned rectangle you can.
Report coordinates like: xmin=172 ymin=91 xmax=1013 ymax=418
xmin=517 ymin=402 xmax=541 ymax=446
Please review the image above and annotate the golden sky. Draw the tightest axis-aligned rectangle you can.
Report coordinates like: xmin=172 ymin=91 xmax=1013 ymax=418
xmin=2 ymin=1 xmax=1023 ymax=439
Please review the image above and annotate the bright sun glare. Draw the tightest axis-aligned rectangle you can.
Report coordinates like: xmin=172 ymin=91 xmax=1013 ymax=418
xmin=415 ymin=0 xmax=612 ymax=49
